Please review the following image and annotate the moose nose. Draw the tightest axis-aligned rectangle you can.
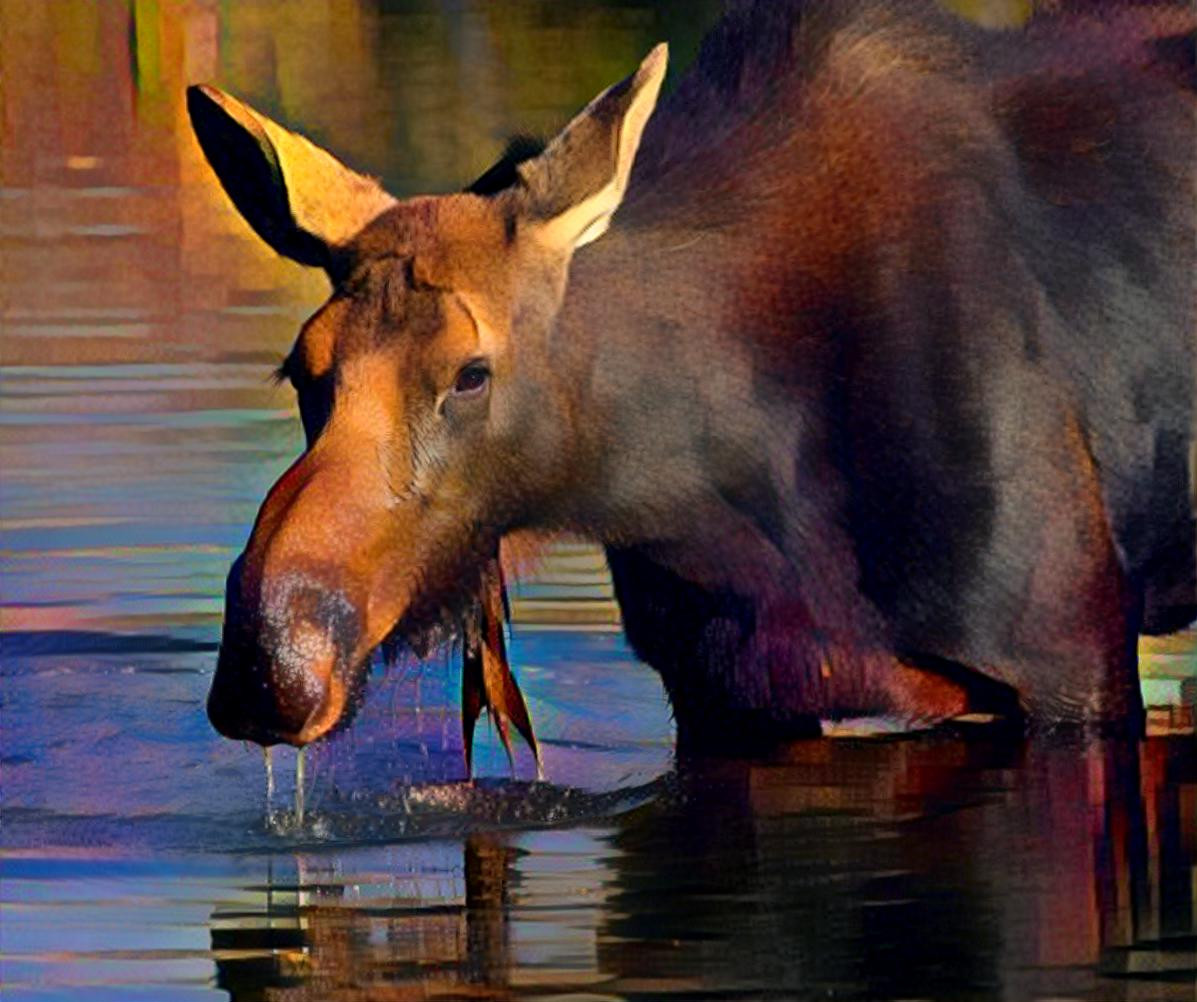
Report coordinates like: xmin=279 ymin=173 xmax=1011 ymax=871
xmin=207 ymin=633 xmax=333 ymax=747
xmin=207 ymin=570 xmax=360 ymax=746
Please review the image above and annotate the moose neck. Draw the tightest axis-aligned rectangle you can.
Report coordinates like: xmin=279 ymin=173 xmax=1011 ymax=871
xmin=541 ymin=88 xmax=914 ymax=593
xmin=544 ymin=209 xmax=813 ymax=593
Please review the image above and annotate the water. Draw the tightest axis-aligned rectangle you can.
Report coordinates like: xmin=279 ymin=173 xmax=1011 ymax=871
xmin=1 ymin=1 xmax=1194 ymax=999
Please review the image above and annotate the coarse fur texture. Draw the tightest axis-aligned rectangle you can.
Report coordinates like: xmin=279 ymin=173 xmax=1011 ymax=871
xmin=193 ymin=0 xmax=1195 ymax=751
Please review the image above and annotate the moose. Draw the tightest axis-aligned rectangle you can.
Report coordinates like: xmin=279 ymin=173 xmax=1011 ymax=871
xmin=192 ymin=0 xmax=1195 ymax=765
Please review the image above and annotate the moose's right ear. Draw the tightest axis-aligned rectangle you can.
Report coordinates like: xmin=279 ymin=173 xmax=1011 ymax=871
xmin=186 ymin=85 xmax=396 ymax=269
xmin=519 ymin=44 xmax=668 ymax=254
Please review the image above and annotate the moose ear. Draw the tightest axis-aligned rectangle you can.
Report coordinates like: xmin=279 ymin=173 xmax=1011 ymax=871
xmin=520 ymin=43 xmax=668 ymax=252
xmin=186 ymin=85 xmax=396 ymax=269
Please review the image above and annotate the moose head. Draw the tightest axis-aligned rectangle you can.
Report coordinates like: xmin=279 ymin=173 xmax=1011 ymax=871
xmin=193 ymin=47 xmax=668 ymax=748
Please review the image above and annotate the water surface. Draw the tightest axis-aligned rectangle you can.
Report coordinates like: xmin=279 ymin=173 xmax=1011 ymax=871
xmin=1 ymin=2 xmax=1194 ymax=999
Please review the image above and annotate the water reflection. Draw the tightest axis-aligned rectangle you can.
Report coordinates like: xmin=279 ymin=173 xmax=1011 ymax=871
xmin=213 ymin=837 xmax=520 ymax=1000
xmin=209 ymin=735 xmax=1195 ymax=1001
xmin=3 ymin=1 xmax=1195 ymax=999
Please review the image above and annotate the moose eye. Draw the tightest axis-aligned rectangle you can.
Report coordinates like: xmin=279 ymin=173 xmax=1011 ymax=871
xmin=452 ymin=363 xmax=490 ymax=397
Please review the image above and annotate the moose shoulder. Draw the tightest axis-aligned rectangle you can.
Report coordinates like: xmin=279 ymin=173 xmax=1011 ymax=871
xmin=191 ymin=0 xmax=1195 ymax=756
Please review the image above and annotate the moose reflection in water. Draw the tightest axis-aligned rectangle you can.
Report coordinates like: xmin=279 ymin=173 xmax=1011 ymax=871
xmin=210 ymin=735 xmax=1196 ymax=1001
xmin=190 ymin=0 xmax=1196 ymax=765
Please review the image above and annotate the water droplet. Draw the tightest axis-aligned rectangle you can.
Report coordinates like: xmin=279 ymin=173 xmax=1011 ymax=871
xmin=263 ymin=746 xmax=274 ymax=809
xmin=295 ymin=746 xmax=306 ymax=825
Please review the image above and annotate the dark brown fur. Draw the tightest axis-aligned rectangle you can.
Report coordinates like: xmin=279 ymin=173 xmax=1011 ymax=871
xmin=193 ymin=0 xmax=1195 ymax=750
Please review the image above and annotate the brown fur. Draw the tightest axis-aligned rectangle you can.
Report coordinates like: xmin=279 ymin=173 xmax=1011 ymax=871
xmin=194 ymin=1 xmax=1194 ymax=749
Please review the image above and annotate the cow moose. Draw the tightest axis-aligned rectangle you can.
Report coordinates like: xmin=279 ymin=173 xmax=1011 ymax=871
xmin=191 ymin=0 xmax=1195 ymax=762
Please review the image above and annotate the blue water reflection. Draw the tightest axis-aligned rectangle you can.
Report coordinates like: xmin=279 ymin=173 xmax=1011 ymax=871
xmin=1 ymin=0 xmax=1193 ymax=999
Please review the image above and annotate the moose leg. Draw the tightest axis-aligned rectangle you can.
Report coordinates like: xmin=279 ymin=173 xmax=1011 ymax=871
xmin=610 ymin=403 xmax=1146 ymax=741
xmin=1141 ymin=431 xmax=1197 ymax=636
xmin=607 ymin=547 xmax=823 ymax=752
xmin=607 ymin=546 xmax=978 ymax=749
xmin=954 ymin=409 xmax=1145 ymax=734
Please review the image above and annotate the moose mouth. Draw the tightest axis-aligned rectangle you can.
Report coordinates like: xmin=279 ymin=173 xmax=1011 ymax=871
xmin=208 ymin=602 xmax=471 ymax=749
xmin=207 ymin=638 xmax=364 ymax=748
xmin=206 ymin=546 xmax=492 ymax=747
xmin=208 ymin=550 xmax=540 ymax=777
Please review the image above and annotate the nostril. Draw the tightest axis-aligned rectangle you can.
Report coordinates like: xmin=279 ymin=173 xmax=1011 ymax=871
xmin=207 ymin=654 xmax=326 ymax=743
xmin=272 ymin=663 xmax=330 ymax=734
xmin=211 ymin=575 xmax=359 ymax=744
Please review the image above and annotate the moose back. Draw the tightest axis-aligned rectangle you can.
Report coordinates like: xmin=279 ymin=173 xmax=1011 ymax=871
xmin=190 ymin=0 xmax=1195 ymax=756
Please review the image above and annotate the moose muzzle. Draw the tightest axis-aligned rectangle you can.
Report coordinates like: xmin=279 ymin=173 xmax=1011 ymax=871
xmin=208 ymin=552 xmax=363 ymax=746
xmin=207 ymin=440 xmax=388 ymax=747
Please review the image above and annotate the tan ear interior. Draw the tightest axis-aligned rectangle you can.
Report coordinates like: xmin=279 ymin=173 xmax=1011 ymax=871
xmin=528 ymin=43 xmax=669 ymax=253
xmin=188 ymin=85 xmax=396 ymax=261
xmin=255 ymin=112 xmax=397 ymax=249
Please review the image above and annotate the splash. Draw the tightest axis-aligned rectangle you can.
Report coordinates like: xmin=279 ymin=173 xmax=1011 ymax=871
xmin=253 ymin=772 xmax=673 ymax=845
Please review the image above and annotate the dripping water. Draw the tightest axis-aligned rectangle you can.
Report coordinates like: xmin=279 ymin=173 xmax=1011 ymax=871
xmin=295 ymin=746 xmax=306 ymax=825
xmin=262 ymin=746 xmax=274 ymax=808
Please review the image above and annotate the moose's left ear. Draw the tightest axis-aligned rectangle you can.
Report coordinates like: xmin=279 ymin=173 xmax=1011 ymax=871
xmin=520 ymin=43 xmax=668 ymax=253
